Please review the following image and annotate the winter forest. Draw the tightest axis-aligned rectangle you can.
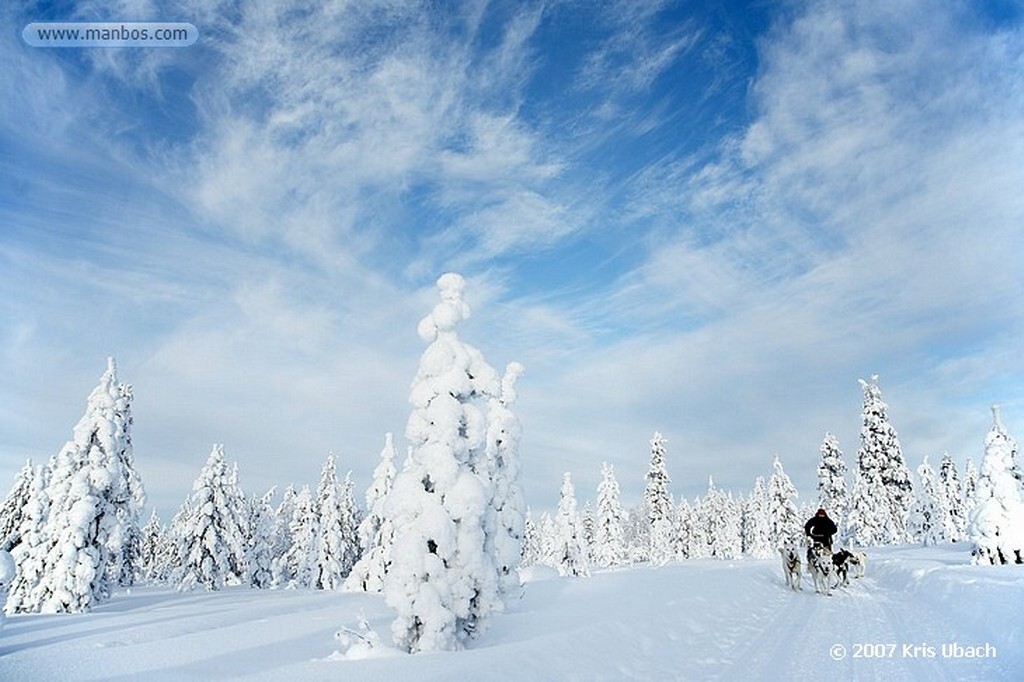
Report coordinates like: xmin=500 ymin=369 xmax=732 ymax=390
xmin=1 ymin=273 xmax=1022 ymax=653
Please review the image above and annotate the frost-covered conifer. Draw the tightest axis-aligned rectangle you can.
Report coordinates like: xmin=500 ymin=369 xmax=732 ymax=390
xmin=346 ymin=435 xmax=398 ymax=593
xmin=520 ymin=510 xmax=541 ymax=567
xmin=674 ymin=497 xmax=694 ymax=561
xmin=909 ymin=457 xmax=945 ymax=546
xmin=139 ymin=509 xmax=167 ymax=584
xmin=553 ymin=473 xmax=590 ymax=577
xmin=247 ymin=488 xmax=277 ymax=589
xmin=702 ymin=477 xmax=741 ymax=560
xmin=593 ymin=463 xmax=628 ymax=568
xmin=742 ymin=477 xmax=773 ymax=559
xmin=170 ymin=445 xmax=249 ymax=591
xmin=969 ymin=406 xmax=1024 ymax=564
xmin=938 ymin=453 xmax=966 ymax=541
xmin=314 ymin=454 xmax=351 ymax=590
xmin=768 ymin=456 xmax=800 ymax=548
xmin=848 ymin=376 xmax=913 ymax=546
xmin=277 ymin=485 xmax=318 ymax=588
xmin=817 ymin=432 xmax=848 ymax=529
xmin=6 ymin=465 xmax=50 ymax=613
xmin=482 ymin=363 xmax=526 ymax=601
xmin=384 ymin=273 xmax=508 ymax=652
xmin=644 ymin=433 xmax=674 ymax=564
xmin=0 ymin=461 xmax=35 ymax=547
xmin=18 ymin=359 xmax=145 ymax=613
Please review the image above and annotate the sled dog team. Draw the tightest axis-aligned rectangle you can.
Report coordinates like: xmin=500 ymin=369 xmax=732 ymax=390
xmin=780 ymin=508 xmax=866 ymax=596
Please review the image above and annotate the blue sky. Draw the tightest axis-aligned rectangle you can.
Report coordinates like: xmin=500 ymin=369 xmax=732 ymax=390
xmin=2 ymin=0 xmax=1023 ymax=517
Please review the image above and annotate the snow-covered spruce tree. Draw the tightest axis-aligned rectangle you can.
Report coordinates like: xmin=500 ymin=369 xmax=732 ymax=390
xmin=481 ymin=362 xmax=526 ymax=602
xmin=741 ymin=477 xmax=773 ymax=559
xmin=847 ymin=376 xmax=913 ymax=546
xmin=138 ymin=509 xmax=167 ymax=584
xmin=538 ymin=511 xmax=557 ymax=568
xmin=644 ymin=432 xmax=674 ymax=565
xmin=170 ymin=445 xmax=249 ymax=591
xmin=0 ymin=460 xmax=35 ymax=546
xmin=908 ymin=457 xmax=945 ymax=546
xmin=246 ymin=488 xmax=277 ymax=589
xmin=17 ymin=358 xmax=146 ymax=613
xmin=552 ymin=472 xmax=590 ymax=577
xmin=963 ymin=458 xmax=980 ymax=522
xmin=593 ymin=462 xmax=628 ymax=568
xmin=674 ymin=497 xmax=695 ymax=560
xmin=346 ymin=434 xmax=398 ymax=593
xmin=817 ymin=432 xmax=849 ymax=529
xmin=520 ymin=510 xmax=541 ymax=568
xmin=938 ymin=453 xmax=966 ymax=542
xmin=625 ymin=504 xmax=650 ymax=563
xmin=6 ymin=465 xmax=50 ymax=614
xmin=314 ymin=454 xmax=351 ymax=590
xmin=581 ymin=502 xmax=595 ymax=557
xmin=269 ymin=485 xmax=297 ymax=586
xmin=339 ymin=472 xmax=362 ymax=578
xmin=701 ymin=477 xmax=741 ymax=560
xmin=276 ymin=485 xmax=319 ymax=588
xmin=768 ymin=456 xmax=801 ymax=548
xmin=384 ymin=273 xmax=511 ymax=653
xmin=969 ymin=406 xmax=1024 ymax=565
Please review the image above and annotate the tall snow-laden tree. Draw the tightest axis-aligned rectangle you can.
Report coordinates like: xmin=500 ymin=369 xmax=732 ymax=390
xmin=644 ymin=432 xmax=674 ymax=565
xmin=969 ymin=406 xmax=1024 ymax=565
xmin=276 ymin=485 xmax=318 ymax=588
xmin=15 ymin=358 xmax=146 ymax=613
xmin=6 ymin=465 xmax=50 ymax=614
xmin=314 ymin=454 xmax=351 ymax=590
xmin=817 ymin=432 xmax=849 ymax=529
xmin=552 ymin=473 xmax=590 ymax=577
xmin=0 ymin=460 xmax=35 ymax=547
xmin=847 ymin=376 xmax=913 ymax=546
xmin=674 ymin=497 xmax=695 ymax=561
xmin=742 ymin=477 xmax=773 ymax=559
xmin=520 ymin=510 xmax=541 ymax=568
xmin=768 ymin=456 xmax=801 ymax=548
xmin=701 ymin=477 xmax=741 ymax=560
xmin=909 ymin=457 xmax=945 ymax=546
xmin=593 ymin=462 xmax=628 ymax=568
xmin=938 ymin=453 xmax=966 ymax=542
xmin=384 ymin=273 xmax=509 ymax=653
xmin=139 ymin=509 xmax=169 ymax=584
xmin=481 ymin=362 xmax=526 ymax=602
xmin=346 ymin=434 xmax=398 ymax=593
xmin=246 ymin=488 xmax=277 ymax=589
xmin=170 ymin=445 xmax=249 ymax=591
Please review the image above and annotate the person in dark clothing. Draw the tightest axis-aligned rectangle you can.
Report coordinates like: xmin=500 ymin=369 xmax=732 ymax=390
xmin=804 ymin=508 xmax=837 ymax=551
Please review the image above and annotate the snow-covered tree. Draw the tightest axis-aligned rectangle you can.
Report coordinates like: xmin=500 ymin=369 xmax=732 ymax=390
xmin=552 ymin=473 xmax=590 ymax=577
xmin=314 ymin=454 xmax=352 ymax=590
xmin=817 ymin=432 xmax=849 ymax=529
xmin=963 ymin=458 xmax=980 ymax=521
xmin=384 ymin=273 xmax=508 ymax=652
xmin=768 ymin=456 xmax=801 ymax=548
xmin=246 ymin=488 xmax=277 ymax=589
xmin=700 ymin=477 xmax=741 ymax=560
xmin=520 ymin=510 xmax=541 ymax=567
xmin=0 ymin=460 xmax=35 ymax=547
xmin=139 ymin=509 xmax=169 ymax=584
xmin=481 ymin=362 xmax=526 ymax=601
xmin=6 ymin=465 xmax=50 ymax=614
xmin=644 ymin=433 xmax=674 ymax=565
xmin=593 ymin=462 xmax=628 ymax=568
xmin=909 ymin=457 xmax=945 ymax=546
xmin=14 ymin=358 xmax=146 ymax=613
xmin=170 ymin=445 xmax=249 ymax=591
xmin=276 ymin=485 xmax=318 ymax=588
xmin=346 ymin=434 xmax=398 ymax=593
xmin=742 ymin=477 xmax=773 ymax=559
xmin=969 ymin=406 xmax=1024 ymax=565
xmin=673 ymin=497 xmax=695 ymax=561
xmin=938 ymin=453 xmax=966 ymax=541
xmin=847 ymin=376 xmax=913 ymax=546
xmin=270 ymin=485 xmax=297 ymax=586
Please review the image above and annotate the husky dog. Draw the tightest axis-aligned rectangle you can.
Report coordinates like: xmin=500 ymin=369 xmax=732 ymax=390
xmin=807 ymin=543 xmax=834 ymax=596
xmin=831 ymin=549 xmax=855 ymax=586
xmin=780 ymin=546 xmax=802 ymax=591
xmin=849 ymin=550 xmax=867 ymax=579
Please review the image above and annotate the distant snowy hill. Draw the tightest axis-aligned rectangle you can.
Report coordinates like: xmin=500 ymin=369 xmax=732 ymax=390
xmin=2 ymin=544 xmax=1020 ymax=680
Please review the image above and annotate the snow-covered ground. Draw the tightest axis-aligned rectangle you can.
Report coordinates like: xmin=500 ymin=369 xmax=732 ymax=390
xmin=2 ymin=543 xmax=1020 ymax=681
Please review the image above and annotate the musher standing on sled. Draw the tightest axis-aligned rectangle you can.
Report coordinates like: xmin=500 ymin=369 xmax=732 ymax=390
xmin=804 ymin=508 xmax=837 ymax=551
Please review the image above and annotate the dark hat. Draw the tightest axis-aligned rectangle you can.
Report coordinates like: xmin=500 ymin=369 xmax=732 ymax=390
xmin=816 ymin=508 xmax=826 ymax=515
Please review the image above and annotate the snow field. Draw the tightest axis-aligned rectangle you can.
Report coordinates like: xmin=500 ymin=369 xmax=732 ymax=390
xmin=2 ymin=543 xmax=1019 ymax=681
